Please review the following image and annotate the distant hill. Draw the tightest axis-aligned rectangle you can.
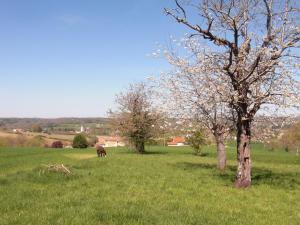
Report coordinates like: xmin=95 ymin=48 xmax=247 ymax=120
xmin=0 ymin=118 xmax=111 ymax=135
xmin=0 ymin=116 xmax=298 ymax=141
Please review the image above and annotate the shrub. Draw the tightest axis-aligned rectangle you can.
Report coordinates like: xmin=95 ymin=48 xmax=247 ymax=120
xmin=72 ymin=134 xmax=88 ymax=149
xmin=51 ymin=141 xmax=64 ymax=148
xmin=187 ymin=129 xmax=207 ymax=155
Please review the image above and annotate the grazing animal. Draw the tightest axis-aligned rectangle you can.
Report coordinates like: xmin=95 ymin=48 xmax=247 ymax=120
xmin=96 ymin=145 xmax=106 ymax=157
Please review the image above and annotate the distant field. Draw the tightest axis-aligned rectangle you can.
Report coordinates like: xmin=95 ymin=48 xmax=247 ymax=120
xmin=0 ymin=131 xmax=19 ymax=138
xmin=0 ymin=131 xmax=74 ymax=145
xmin=0 ymin=145 xmax=299 ymax=225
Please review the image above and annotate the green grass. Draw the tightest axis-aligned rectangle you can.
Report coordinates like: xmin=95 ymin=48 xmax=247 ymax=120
xmin=0 ymin=144 xmax=299 ymax=225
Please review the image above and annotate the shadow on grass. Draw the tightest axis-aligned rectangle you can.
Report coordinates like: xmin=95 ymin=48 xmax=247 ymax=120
xmin=175 ymin=162 xmax=300 ymax=190
xmin=118 ymin=150 xmax=169 ymax=155
xmin=181 ymin=150 xmax=215 ymax=158
xmin=143 ymin=151 xmax=169 ymax=155
xmin=196 ymin=152 xmax=210 ymax=157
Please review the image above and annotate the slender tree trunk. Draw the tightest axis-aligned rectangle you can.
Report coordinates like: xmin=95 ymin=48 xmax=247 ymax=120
xmin=215 ymin=133 xmax=226 ymax=171
xmin=135 ymin=140 xmax=145 ymax=153
xmin=235 ymin=116 xmax=252 ymax=188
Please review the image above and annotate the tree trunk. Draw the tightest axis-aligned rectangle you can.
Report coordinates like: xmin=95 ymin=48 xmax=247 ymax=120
xmin=135 ymin=140 xmax=145 ymax=153
xmin=215 ymin=133 xmax=226 ymax=170
xmin=235 ymin=117 xmax=252 ymax=188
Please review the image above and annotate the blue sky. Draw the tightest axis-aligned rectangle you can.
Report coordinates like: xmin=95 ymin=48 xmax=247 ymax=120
xmin=0 ymin=0 xmax=187 ymax=118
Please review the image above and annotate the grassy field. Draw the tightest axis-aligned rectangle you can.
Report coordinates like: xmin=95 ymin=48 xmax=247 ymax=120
xmin=0 ymin=144 xmax=299 ymax=225
xmin=0 ymin=131 xmax=76 ymax=148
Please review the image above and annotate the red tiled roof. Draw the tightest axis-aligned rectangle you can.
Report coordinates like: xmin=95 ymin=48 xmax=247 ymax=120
xmin=97 ymin=136 xmax=123 ymax=144
xmin=167 ymin=137 xmax=186 ymax=145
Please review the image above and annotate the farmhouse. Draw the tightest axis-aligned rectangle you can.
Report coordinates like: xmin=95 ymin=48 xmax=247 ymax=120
xmin=167 ymin=137 xmax=186 ymax=146
xmin=97 ymin=136 xmax=125 ymax=148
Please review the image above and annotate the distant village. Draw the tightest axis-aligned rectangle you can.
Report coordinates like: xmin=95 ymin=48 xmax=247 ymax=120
xmin=10 ymin=123 xmax=187 ymax=148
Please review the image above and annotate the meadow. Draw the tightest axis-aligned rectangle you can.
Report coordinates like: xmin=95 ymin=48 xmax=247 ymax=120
xmin=0 ymin=144 xmax=299 ymax=225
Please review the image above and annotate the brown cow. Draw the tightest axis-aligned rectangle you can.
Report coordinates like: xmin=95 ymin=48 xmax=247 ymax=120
xmin=96 ymin=145 xmax=106 ymax=157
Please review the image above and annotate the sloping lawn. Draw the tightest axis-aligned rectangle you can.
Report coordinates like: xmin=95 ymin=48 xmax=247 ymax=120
xmin=0 ymin=145 xmax=299 ymax=225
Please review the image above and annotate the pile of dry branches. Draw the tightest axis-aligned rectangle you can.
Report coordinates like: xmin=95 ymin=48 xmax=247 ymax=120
xmin=42 ymin=164 xmax=72 ymax=176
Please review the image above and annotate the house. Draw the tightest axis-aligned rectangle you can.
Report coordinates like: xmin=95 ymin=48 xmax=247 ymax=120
xmin=13 ymin=129 xmax=24 ymax=134
xmin=167 ymin=137 xmax=186 ymax=146
xmin=97 ymin=136 xmax=125 ymax=148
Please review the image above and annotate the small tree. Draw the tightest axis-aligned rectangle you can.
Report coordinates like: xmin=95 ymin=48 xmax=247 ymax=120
xmin=280 ymin=123 xmax=300 ymax=152
xmin=31 ymin=124 xmax=42 ymax=133
xmin=72 ymin=134 xmax=88 ymax=149
xmin=187 ymin=129 xmax=207 ymax=155
xmin=109 ymin=83 xmax=163 ymax=153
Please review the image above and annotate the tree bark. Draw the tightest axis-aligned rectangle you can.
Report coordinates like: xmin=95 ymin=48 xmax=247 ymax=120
xmin=215 ymin=133 xmax=226 ymax=171
xmin=135 ymin=140 xmax=145 ymax=153
xmin=235 ymin=117 xmax=252 ymax=188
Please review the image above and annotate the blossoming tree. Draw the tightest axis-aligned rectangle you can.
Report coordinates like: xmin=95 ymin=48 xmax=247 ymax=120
xmin=159 ymin=39 xmax=235 ymax=170
xmin=109 ymin=83 xmax=163 ymax=153
xmin=165 ymin=0 xmax=300 ymax=187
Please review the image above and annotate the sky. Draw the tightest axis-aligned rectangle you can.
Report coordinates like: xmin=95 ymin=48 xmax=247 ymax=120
xmin=0 ymin=0 xmax=187 ymax=118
